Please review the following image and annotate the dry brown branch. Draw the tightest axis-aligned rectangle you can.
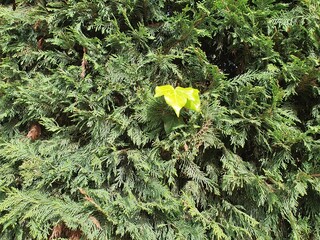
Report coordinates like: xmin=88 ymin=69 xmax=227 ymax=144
xmin=26 ymin=123 xmax=41 ymax=140
xmin=80 ymin=47 xmax=88 ymax=78
xmin=310 ymin=173 xmax=320 ymax=178
xmin=89 ymin=216 xmax=102 ymax=230
xmin=49 ymin=223 xmax=64 ymax=239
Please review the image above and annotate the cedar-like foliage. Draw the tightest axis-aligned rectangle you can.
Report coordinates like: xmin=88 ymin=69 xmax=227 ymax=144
xmin=0 ymin=0 xmax=319 ymax=239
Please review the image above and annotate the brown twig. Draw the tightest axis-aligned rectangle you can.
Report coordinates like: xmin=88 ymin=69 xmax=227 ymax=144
xmin=37 ymin=37 xmax=45 ymax=50
xmin=80 ymin=47 xmax=88 ymax=79
xmin=310 ymin=173 xmax=320 ymax=178
xmin=195 ymin=120 xmax=212 ymax=149
xmin=26 ymin=123 xmax=41 ymax=140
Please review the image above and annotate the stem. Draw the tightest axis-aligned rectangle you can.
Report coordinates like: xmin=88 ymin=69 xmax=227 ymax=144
xmin=310 ymin=173 xmax=320 ymax=177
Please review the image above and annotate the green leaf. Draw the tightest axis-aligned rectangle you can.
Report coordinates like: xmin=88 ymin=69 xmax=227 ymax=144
xmin=154 ymin=85 xmax=201 ymax=117
xmin=154 ymin=85 xmax=174 ymax=98
xmin=163 ymin=115 xmax=185 ymax=133
xmin=177 ymin=87 xmax=201 ymax=112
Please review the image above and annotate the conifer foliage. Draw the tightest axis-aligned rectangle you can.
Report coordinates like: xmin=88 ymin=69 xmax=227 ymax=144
xmin=0 ymin=0 xmax=319 ymax=239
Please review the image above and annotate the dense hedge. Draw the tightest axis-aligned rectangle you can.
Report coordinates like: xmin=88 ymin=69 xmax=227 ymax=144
xmin=0 ymin=0 xmax=319 ymax=239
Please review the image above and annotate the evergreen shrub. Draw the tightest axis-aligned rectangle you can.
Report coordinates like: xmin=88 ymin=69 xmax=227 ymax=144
xmin=0 ymin=0 xmax=319 ymax=239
